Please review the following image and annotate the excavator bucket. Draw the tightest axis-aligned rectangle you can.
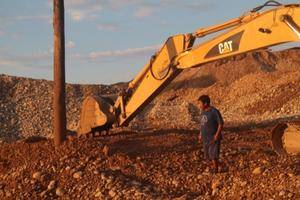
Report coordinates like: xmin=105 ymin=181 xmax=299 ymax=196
xmin=272 ymin=122 xmax=300 ymax=155
xmin=77 ymin=96 xmax=116 ymax=136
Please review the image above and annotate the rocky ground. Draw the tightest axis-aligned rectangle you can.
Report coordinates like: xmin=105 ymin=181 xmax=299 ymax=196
xmin=0 ymin=48 xmax=300 ymax=199
xmin=0 ymin=127 xmax=299 ymax=199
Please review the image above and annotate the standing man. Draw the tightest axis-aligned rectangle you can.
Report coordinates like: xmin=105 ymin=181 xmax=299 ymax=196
xmin=198 ymin=95 xmax=224 ymax=173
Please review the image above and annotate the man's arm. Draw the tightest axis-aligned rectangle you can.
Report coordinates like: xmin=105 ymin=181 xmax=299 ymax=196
xmin=213 ymin=108 xmax=224 ymax=142
xmin=198 ymin=132 xmax=202 ymax=143
xmin=213 ymin=123 xmax=223 ymax=142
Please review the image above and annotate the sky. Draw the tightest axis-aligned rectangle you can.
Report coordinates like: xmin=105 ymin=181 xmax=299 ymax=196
xmin=0 ymin=0 xmax=299 ymax=84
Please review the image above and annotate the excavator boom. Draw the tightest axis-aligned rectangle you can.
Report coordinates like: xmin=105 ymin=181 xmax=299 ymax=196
xmin=116 ymin=3 xmax=300 ymax=127
xmin=77 ymin=2 xmax=300 ymax=155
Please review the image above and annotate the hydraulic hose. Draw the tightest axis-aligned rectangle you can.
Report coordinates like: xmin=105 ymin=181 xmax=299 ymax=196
xmin=251 ymin=1 xmax=282 ymax=13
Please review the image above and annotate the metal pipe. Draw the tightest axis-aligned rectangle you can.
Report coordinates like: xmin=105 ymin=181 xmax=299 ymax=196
xmin=193 ymin=13 xmax=259 ymax=38
xmin=281 ymin=14 xmax=300 ymax=38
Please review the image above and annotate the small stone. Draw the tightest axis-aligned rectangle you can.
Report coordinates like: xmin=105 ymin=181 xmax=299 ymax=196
xmin=32 ymin=172 xmax=42 ymax=180
xmin=211 ymin=177 xmax=222 ymax=191
xmin=262 ymin=171 xmax=268 ymax=176
xmin=106 ymin=176 xmax=114 ymax=184
xmin=94 ymin=191 xmax=103 ymax=198
xmin=47 ymin=180 xmax=57 ymax=190
xmin=238 ymin=147 xmax=250 ymax=154
xmin=108 ymin=189 xmax=116 ymax=197
xmin=85 ymin=157 xmax=91 ymax=162
xmin=40 ymin=190 xmax=48 ymax=197
xmin=55 ymin=187 xmax=64 ymax=196
xmin=252 ymin=167 xmax=264 ymax=175
xmin=279 ymin=173 xmax=285 ymax=179
xmin=100 ymin=172 xmax=107 ymax=180
xmin=52 ymin=166 xmax=56 ymax=172
xmin=131 ymin=180 xmax=141 ymax=186
xmin=212 ymin=188 xmax=219 ymax=196
xmin=103 ymin=145 xmax=110 ymax=157
xmin=240 ymin=181 xmax=247 ymax=187
xmin=172 ymin=180 xmax=179 ymax=187
xmin=174 ymin=194 xmax=188 ymax=200
xmin=60 ymin=155 xmax=68 ymax=162
xmin=5 ymin=191 xmax=12 ymax=197
xmin=0 ymin=183 xmax=4 ymax=190
xmin=24 ymin=178 xmax=29 ymax=184
xmin=40 ymin=175 xmax=46 ymax=182
xmin=279 ymin=190 xmax=285 ymax=196
xmin=287 ymin=193 xmax=293 ymax=198
xmin=239 ymin=190 xmax=245 ymax=196
xmin=111 ymin=166 xmax=121 ymax=171
xmin=73 ymin=171 xmax=83 ymax=179
xmin=262 ymin=160 xmax=269 ymax=164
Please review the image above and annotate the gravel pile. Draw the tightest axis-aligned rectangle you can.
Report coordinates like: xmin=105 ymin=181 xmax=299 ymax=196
xmin=0 ymin=75 xmax=126 ymax=142
xmin=0 ymin=48 xmax=300 ymax=141
xmin=131 ymin=49 xmax=300 ymax=129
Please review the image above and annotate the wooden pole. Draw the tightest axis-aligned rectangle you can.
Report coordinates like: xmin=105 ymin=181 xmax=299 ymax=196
xmin=53 ymin=0 xmax=66 ymax=146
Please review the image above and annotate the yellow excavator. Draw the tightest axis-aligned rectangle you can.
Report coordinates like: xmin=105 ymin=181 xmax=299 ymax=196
xmin=77 ymin=1 xmax=300 ymax=155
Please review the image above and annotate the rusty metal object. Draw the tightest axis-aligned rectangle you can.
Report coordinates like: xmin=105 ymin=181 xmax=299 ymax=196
xmin=77 ymin=96 xmax=116 ymax=136
xmin=272 ymin=122 xmax=300 ymax=155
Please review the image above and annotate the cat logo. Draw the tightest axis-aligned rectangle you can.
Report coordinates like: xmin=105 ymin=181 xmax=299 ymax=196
xmin=205 ymin=31 xmax=244 ymax=59
xmin=218 ymin=41 xmax=233 ymax=54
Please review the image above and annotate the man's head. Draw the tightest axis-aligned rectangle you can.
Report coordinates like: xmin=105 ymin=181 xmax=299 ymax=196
xmin=198 ymin=95 xmax=210 ymax=110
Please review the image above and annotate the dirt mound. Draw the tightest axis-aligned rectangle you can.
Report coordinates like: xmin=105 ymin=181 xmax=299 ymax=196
xmin=0 ymin=48 xmax=300 ymax=140
xmin=0 ymin=75 xmax=126 ymax=141
xmin=131 ymin=49 xmax=300 ymax=129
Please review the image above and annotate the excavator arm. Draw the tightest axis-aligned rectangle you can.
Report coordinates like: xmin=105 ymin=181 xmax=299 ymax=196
xmin=77 ymin=2 xmax=300 ymax=154
xmin=115 ymin=2 xmax=300 ymax=126
xmin=176 ymin=7 xmax=300 ymax=69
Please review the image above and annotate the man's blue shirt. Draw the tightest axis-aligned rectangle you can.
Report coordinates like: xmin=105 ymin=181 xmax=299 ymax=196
xmin=200 ymin=106 xmax=224 ymax=144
